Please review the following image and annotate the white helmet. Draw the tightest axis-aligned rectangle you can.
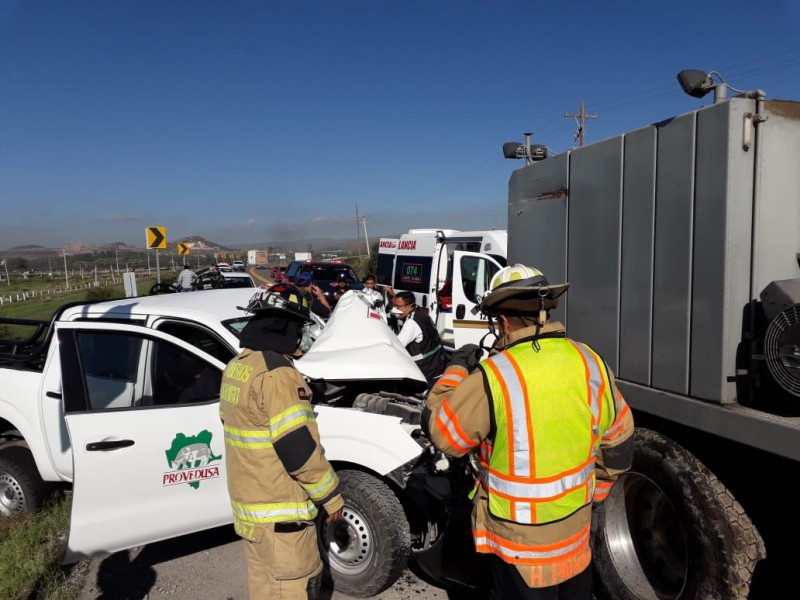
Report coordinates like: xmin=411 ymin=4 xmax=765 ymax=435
xmin=478 ymin=264 xmax=569 ymax=316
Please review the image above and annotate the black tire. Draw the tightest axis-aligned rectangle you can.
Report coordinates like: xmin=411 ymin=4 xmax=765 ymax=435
xmin=318 ymin=469 xmax=411 ymax=597
xmin=0 ymin=446 xmax=56 ymax=516
xmin=148 ymin=283 xmax=179 ymax=295
xmin=592 ymin=428 xmax=765 ymax=600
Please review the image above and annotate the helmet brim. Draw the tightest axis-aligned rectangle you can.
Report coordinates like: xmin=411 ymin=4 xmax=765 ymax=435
xmin=479 ymin=282 xmax=569 ymax=315
xmin=237 ymin=304 xmax=312 ymax=321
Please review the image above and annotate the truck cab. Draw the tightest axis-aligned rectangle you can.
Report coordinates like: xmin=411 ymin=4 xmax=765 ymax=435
xmin=377 ymin=229 xmax=507 ymax=348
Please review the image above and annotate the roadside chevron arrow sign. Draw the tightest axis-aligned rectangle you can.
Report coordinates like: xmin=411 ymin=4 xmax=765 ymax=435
xmin=146 ymin=226 xmax=167 ymax=249
xmin=178 ymin=242 xmax=190 ymax=255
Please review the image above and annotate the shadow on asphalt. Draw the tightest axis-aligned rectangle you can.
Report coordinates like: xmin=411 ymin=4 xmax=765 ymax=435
xmin=89 ymin=525 xmax=484 ymax=600
xmin=90 ymin=526 xmax=239 ymax=599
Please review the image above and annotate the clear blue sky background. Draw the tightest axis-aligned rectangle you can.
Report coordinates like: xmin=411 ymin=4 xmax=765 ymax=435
xmin=1 ymin=1 xmax=799 ymax=250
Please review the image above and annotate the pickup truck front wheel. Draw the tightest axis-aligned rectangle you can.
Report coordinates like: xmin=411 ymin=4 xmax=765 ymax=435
xmin=0 ymin=446 xmax=55 ymax=516
xmin=318 ymin=469 xmax=411 ymax=597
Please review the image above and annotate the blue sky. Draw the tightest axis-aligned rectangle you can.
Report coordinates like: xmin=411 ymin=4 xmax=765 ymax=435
xmin=1 ymin=1 xmax=799 ymax=250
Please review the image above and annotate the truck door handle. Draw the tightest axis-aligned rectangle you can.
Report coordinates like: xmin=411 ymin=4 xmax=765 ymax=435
xmin=456 ymin=305 xmax=465 ymax=319
xmin=86 ymin=440 xmax=135 ymax=451
xmin=46 ymin=391 xmax=62 ymax=399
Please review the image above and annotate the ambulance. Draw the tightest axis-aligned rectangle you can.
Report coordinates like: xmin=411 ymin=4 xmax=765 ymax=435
xmin=377 ymin=229 xmax=507 ymax=349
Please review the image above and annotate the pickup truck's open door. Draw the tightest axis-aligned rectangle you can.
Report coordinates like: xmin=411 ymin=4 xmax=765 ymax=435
xmin=56 ymin=321 xmax=232 ymax=563
xmin=451 ymin=250 xmax=503 ymax=349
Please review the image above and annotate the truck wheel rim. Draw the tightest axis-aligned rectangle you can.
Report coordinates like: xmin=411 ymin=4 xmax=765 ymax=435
xmin=0 ymin=473 xmax=25 ymax=516
xmin=604 ymin=472 xmax=688 ymax=599
xmin=321 ymin=506 xmax=374 ymax=575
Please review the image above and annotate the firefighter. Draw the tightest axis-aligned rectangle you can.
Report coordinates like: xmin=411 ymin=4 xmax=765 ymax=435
xmin=219 ymin=284 xmax=344 ymax=600
xmin=423 ymin=264 xmax=635 ymax=599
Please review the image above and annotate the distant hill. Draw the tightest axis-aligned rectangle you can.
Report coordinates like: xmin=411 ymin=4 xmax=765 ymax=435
xmin=1 ymin=234 xmax=391 ymax=262
xmin=228 ymin=236 xmax=396 ymax=253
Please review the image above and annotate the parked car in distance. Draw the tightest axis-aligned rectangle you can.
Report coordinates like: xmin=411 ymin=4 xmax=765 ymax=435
xmin=232 ymin=260 xmax=245 ymax=272
xmin=271 ymin=265 xmax=287 ymax=281
xmin=220 ymin=272 xmax=256 ymax=289
xmin=283 ymin=261 xmax=362 ymax=304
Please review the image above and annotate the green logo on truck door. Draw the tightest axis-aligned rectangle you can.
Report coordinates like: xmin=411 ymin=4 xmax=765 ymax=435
xmin=163 ymin=431 xmax=222 ymax=490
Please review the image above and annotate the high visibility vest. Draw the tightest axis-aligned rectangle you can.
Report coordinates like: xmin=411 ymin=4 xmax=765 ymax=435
xmin=477 ymin=337 xmax=615 ymax=525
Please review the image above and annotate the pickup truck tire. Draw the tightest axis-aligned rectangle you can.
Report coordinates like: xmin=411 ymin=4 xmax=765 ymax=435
xmin=318 ymin=469 xmax=410 ymax=597
xmin=148 ymin=283 xmax=179 ymax=295
xmin=592 ymin=428 xmax=765 ymax=600
xmin=0 ymin=446 xmax=56 ymax=516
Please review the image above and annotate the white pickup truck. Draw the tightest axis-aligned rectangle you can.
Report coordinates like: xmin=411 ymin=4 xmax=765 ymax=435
xmin=0 ymin=289 xmax=483 ymax=597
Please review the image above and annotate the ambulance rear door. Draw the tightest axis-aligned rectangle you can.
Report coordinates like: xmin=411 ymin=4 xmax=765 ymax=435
xmin=451 ymin=250 xmax=503 ymax=348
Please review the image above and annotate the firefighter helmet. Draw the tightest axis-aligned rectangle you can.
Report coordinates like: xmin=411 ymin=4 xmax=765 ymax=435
xmin=237 ymin=283 xmax=312 ymax=321
xmin=478 ymin=264 xmax=569 ymax=316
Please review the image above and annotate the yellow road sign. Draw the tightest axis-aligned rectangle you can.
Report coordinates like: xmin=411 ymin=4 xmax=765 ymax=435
xmin=146 ymin=226 xmax=167 ymax=249
xmin=178 ymin=242 xmax=190 ymax=255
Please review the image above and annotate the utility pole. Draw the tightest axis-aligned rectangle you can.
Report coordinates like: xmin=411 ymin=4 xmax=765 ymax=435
xmin=563 ymin=100 xmax=598 ymax=147
xmin=360 ymin=214 xmax=371 ymax=257
xmin=355 ymin=203 xmax=362 ymax=258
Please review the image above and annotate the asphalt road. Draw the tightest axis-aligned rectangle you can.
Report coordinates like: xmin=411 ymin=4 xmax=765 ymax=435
xmin=76 ymin=524 xmax=458 ymax=600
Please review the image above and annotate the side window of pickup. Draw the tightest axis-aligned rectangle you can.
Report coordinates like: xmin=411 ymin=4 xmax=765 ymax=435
xmin=76 ymin=332 xmax=143 ymax=410
xmin=156 ymin=321 xmax=236 ymax=364
xmin=70 ymin=331 xmax=222 ymax=411
xmin=150 ymin=340 xmax=222 ymax=406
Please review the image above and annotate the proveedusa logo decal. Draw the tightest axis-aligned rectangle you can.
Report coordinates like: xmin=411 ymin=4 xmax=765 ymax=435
xmin=163 ymin=430 xmax=222 ymax=490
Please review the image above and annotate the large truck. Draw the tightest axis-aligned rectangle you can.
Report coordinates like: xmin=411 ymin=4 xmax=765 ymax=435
xmin=246 ymin=249 xmax=268 ymax=269
xmin=505 ymin=73 xmax=799 ymax=598
xmin=377 ymin=229 xmax=507 ymax=348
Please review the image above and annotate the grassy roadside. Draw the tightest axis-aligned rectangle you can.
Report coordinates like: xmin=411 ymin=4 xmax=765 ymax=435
xmin=0 ymin=497 xmax=83 ymax=600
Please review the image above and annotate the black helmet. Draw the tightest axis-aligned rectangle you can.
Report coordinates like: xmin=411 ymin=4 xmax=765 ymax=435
xmin=336 ymin=272 xmax=349 ymax=282
xmin=237 ymin=283 xmax=311 ymax=321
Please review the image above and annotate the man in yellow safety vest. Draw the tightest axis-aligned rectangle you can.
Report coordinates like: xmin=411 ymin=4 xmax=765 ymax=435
xmin=424 ymin=264 xmax=635 ymax=599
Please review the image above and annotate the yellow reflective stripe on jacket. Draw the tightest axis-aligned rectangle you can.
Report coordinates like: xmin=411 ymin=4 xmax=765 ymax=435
xmin=270 ymin=403 xmax=316 ymax=439
xmin=231 ymin=499 xmax=318 ymax=523
xmin=479 ymin=338 xmax=615 ymax=525
xmin=223 ymin=425 xmax=272 ymax=449
xmin=300 ymin=466 xmax=339 ymax=501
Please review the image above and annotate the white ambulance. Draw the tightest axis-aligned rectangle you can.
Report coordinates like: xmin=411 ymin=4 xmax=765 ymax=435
xmin=377 ymin=229 xmax=507 ymax=349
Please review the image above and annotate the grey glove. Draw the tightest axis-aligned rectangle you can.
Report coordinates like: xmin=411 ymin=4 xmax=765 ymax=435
xmin=449 ymin=343 xmax=484 ymax=373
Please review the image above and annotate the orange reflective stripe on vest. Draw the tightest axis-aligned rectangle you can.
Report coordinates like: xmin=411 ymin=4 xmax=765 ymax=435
xmin=473 ymin=523 xmax=591 ymax=565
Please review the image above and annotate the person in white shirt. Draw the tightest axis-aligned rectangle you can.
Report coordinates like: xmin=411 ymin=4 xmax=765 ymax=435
xmin=390 ymin=291 xmax=446 ymax=384
xmin=361 ymin=274 xmax=384 ymax=306
xmin=175 ymin=265 xmax=197 ymax=292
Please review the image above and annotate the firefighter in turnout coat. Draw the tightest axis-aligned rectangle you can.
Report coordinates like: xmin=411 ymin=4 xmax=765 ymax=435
xmin=220 ymin=284 xmax=344 ymax=600
xmin=424 ymin=265 xmax=635 ymax=599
